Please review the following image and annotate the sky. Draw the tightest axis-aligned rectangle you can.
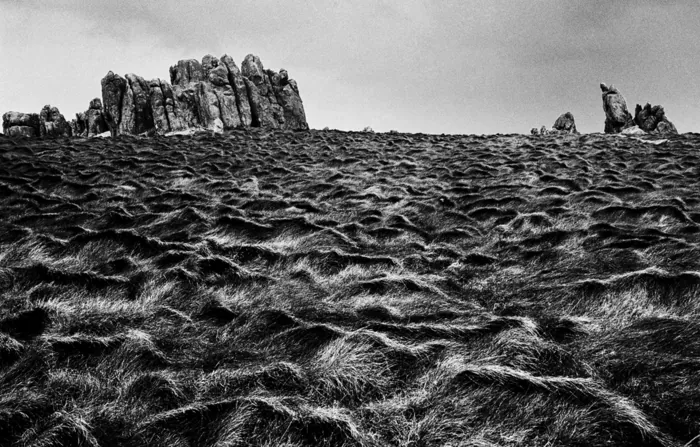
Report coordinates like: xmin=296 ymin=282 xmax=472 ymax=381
xmin=1 ymin=0 xmax=699 ymax=134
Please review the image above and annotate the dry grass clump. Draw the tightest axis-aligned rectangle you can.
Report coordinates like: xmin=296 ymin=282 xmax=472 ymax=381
xmin=1 ymin=129 xmax=700 ymax=445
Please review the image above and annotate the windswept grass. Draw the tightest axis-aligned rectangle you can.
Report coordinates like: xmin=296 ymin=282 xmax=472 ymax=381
xmin=1 ymin=129 xmax=700 ymax=445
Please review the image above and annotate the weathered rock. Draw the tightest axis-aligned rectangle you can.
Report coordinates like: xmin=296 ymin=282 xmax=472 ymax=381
xmin=540 ymin=125 xmax=549 ymax=135
xmin=552 ymin=112 xmax=578 ymax=134
xmin=2 ymin=111 xmax=40 ymax=137
xmin=101 ymin=71 xmax=127 ymax=136
xmin=71 ymin=112 xmax=88 ymax=137
xmin=201 ymin=55 xmax=241 ymax=130
xmin=221 ymin=54 xmax=253 ymax=127
xmin=268 ymin=68 xmax=309 ymax=130
xmin=87 ymin=52 xmax=308 ymax=136
xmin=6 ymin=126 xmax=38 ymax=138
xmin=169 ymin=59 xmax=204 ymax=129
xmin=85 ymin=98 xmax=107 ymax=136
xmin=530 ymin=127 xmax=539 ymax=135
xmin=39 ymin=105 xmax=71 ymax=137
xmin=634 ymin=103 xmax=678 ymax=134
xmin=160 ymin=81 xmax=186 ymax=131
xmin=600 ymin=83 xmax=635 ymax=133
xmin=148 ymin=79 xmax=171 ymax=134
xmin=621 ymin=125 xmax=647 ymax=136
xmin=242 ymin=54 xmax=282 ymax=129
xmin=123 ymin=74 xmax=153 ymax=135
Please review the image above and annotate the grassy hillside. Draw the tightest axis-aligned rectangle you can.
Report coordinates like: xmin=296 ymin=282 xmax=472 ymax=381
xmin=1 ymin=129 xmax=700 ymax=446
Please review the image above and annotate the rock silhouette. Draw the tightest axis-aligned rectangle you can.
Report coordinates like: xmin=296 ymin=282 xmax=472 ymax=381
xmin=600 ymin=83 xmax=635 ymax=133
xmin=552 ymin=112 xmax=578 ymax=134
xmin=634 ymin=103 xmax=678 ymax=134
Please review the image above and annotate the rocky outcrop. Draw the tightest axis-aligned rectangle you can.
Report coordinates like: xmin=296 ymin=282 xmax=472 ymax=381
xmin=86 ymin=98 xmax=108 ymax=136
xmin=39 ymin=105 xmax=71 ymax=137
xmin=2 ymin=112 xmax=40 ymax=137
xmin=101 ymin=52 xmax=307 ymax=136
xmin=3 ymin=52 xmax=308 ymax=138
xmin=600 ymin=83 xmax=635 ymax=133
xmin=634 ymin=103 xmax=678 ymax=134
xmin=269 ymin=68 xmax=309 ymax=130
xmin=242 ymin=54 xmax=283 ymax=128
xmin=552 ymin=112 xmax=578 ymax=134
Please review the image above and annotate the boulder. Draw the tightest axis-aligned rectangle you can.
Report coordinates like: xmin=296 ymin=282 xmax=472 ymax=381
xmin=634 ymin=103 xmax=678 ymax=134
xmin=2 ymin=111 xmax=40 ymax=137
xmin=39 ymin=105 xmax=71 ymax=137
xmin=101 ymin=71 xmax=127 ymax=136
xmin=600 ymin=83 xmax=635 ymax=133
xmin=540 ymin=125 xmax=549 ymax=135
xmin=552 ymin=112 xmax=578 ymax=134
xmin=530 ymin=127 xmax=539 ymax=135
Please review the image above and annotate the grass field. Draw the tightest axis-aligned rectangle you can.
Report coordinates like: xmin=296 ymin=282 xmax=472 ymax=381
xmin=1 ymin=129 xmax=700 ymax=446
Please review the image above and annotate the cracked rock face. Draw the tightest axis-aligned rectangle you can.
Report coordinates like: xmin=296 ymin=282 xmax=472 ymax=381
xmin=600 ymin=83 xmax=635 ymax=133
xmin=634 ymin=103 xmax=678 ymax=134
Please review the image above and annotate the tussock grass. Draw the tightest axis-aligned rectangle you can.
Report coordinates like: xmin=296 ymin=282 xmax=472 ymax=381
xmin=1 ymin=130 xmax=700 ymax=445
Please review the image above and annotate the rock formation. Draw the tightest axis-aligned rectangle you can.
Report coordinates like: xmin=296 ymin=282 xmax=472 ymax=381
xmin=101 ymin=52 xmax=306 ymax=136
xmin=221 ymin=54 xmax=253 ymax=127
xmin=600 ymin=83 xmax=635 ymax=133
xmin=3 ymin=52 xmax=306 ymax=137
xmin=2 ymin=112 xmax=40 ymax=137
xmin=86 ymin=98 xmax=108 ymax=136
xmin=634 ymin=103 xmax=678 ymax=134
xmin=552 ymin=112 xmax=578 ymax=134
xmin=69 ymin=98 xmax=108 ymax=137
xmin=39 ymin=105 xmax=71 ymax=137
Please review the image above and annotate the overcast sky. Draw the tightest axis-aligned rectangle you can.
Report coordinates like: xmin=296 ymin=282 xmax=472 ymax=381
xmin=2 ymin=0 xmax=699 ymax=134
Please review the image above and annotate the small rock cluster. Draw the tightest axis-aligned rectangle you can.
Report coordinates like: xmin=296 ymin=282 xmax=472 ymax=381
xmin=531 ymin=112 xmax=579 ymax=136
xmin=600 ymin=83 xmax=677 ymax=135
xmin=2 ymin=106 xmax=74 ymax=138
